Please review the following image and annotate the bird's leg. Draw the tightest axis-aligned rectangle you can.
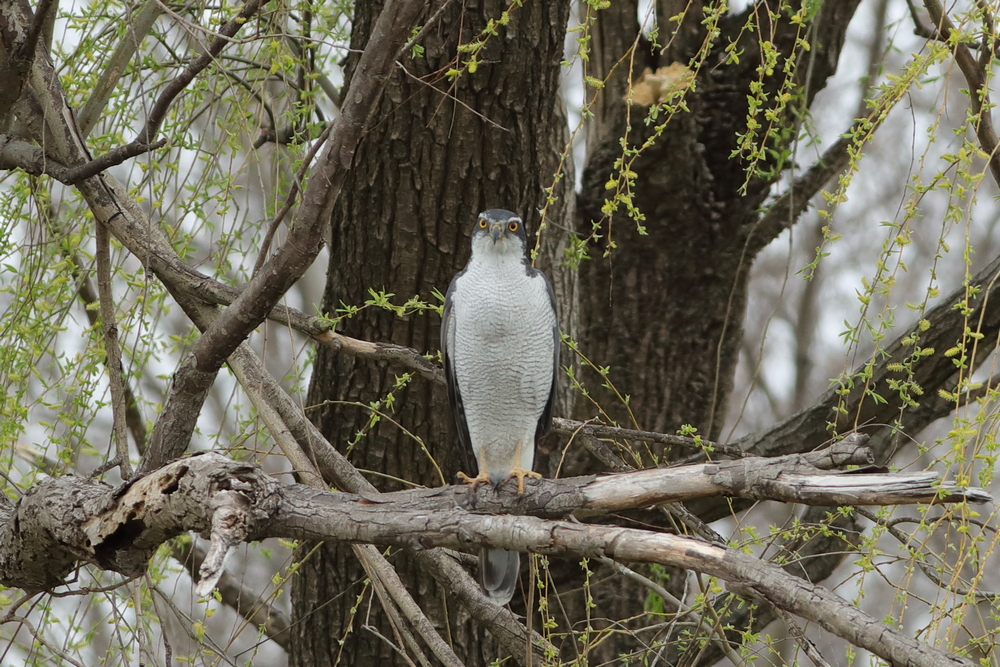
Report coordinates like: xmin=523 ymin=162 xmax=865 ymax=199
xmin=456 ymin=470 xmax=492 ymax=489
xmin=507 ymin=440 xmax=542 ymax=494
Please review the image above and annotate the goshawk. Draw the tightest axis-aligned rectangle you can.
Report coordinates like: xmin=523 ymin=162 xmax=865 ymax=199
xmin=441 ymin=209 xmax=559 ymax=605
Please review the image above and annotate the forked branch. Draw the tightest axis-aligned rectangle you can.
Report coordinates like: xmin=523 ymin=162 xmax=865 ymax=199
xmin=0 ymin=452 xmax=977 ymax=667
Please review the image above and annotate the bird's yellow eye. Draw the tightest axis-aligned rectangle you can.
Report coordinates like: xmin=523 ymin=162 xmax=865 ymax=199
xmin=478 ymin=219 xmax=487 ymax=228
xmin=508 ymin=221 xmax=519 ymax=232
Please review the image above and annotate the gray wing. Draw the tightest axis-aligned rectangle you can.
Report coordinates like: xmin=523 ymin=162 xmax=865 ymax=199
xmin=533 ymin=270 xmax=559 ymax=443
xmin=441 ymin=274 xmax=475 ymax=472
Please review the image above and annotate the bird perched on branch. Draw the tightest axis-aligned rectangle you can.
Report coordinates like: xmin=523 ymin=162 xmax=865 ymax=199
xmin=441 ymin=209 xmax=559 ymax=605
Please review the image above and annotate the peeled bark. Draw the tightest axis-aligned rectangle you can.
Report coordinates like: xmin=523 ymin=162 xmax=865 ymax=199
xmin=0 ymin=452 xmax=980 ymax=667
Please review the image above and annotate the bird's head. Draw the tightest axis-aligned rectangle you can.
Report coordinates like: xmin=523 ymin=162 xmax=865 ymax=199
xmin=471 ymin=209 xmax=527 ymax=258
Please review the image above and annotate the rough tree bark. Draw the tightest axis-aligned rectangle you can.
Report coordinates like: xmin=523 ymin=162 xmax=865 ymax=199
xmin=549 ymin=2 xmax=866 ymax=661
xmin=578 ymin=0 xmax=863 ymax=440
xmin=299 ymin=1 xmax=878 ymax=664
xmin=300 ymin=1 xmax=573 ymax=665
xmin=0 ymin=450 xmax=982 ymax=667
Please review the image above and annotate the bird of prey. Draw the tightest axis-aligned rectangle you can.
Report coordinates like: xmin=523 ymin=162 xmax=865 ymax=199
xmin=441 ymin=209 xmax=559 ymax=605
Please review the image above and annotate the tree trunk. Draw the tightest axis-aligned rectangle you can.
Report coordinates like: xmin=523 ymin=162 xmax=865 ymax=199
xmin=578 ymin=1 xmax=863 ymax=441
xmin=298 ymin=1 xmax=571 ymax=665
xmin=300 ymin=1 xmax=864 ymax=665
xmin=564 ymin=2 xmax=863 ymax=664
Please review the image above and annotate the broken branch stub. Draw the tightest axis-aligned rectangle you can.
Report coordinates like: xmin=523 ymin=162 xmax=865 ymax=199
xmin=0 ymin=453 xmax=277 ymax=591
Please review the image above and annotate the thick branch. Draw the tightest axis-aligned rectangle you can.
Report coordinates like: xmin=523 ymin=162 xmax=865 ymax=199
xmin=271 ymin=489 xmax=971 ymax=667
xmin=350 ymin=436 xmax=988 ymax=517
xmin=0 ymin=454 xmax=973 ymax=667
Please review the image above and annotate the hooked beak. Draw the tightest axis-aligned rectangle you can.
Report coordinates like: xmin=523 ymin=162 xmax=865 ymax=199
xmin=489 ymin=222 xmax=504 ymax=243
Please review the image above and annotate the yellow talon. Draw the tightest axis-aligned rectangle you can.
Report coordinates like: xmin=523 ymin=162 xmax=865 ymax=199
xmin=507 ymin=464 xmax=542 ymax=494
xmin=457 ymin=470 xmax=492 ymax=489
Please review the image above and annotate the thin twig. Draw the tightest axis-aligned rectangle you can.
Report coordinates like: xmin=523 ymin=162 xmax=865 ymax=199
xmin=362 ymin=624 xmax=420 ymax=667
xmin=94 ymin=218 xmax=134 ymax=478
xmin=252 ymin=122 xmax=334 ymax=276
xmin=150 ymin=584 xmax=239 ymax=667
xmin=599 ymin=557 xmax=745 ymax=666
xmin=854 ymin=507 xmax=1000 ymax=602
xmin=552 ymin=417 xmax=746 ymax=459
xmin=2 ymin=615 xmax=86 ymax=667
xmin=133 ymin=0 xmax=265 ymax=146
xmin=772 ymin=607 xmax=833 ymax=667
xmin=172 ymin=539 xmax=291 ymax=649
xmin=922 ymin=0 xmax=1000 ymax=187
xmin=63 ymin=249 xmax=148 ymax=452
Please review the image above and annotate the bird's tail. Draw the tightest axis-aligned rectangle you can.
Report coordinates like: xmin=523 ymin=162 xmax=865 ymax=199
xmin=479 ymin=548 xmax=519 ymax=605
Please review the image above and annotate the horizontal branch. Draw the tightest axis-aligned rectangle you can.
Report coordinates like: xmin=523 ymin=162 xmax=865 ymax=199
xmin=6 ymin=440 xmax=985 ymax=586
xmin=271 ymin=488 xmax=970 ymax=667
xmin=0 ymin=133 xmax=166 ymax=183
xmin=0 ymin=453 xmax=974 ymax=667
xmin=356 ymin=435 xmax=988 ymax=518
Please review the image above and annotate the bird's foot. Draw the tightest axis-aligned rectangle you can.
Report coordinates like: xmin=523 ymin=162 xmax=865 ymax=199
xmin=457 ymin=470 xmax=492 ymax=489
xmin=507 ymin=465 xmax=542 ymax=494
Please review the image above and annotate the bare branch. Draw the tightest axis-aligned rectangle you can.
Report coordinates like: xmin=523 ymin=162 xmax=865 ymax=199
xmin=0 ymin=453 xmax=975 ymax=667
xmin=300 ymin=436 xmax=988 ymax=517
xmin=94 ymin=217 xmax=134 ymax=478
xmin=138 ymin=0 xmax=428 ymax=473
xmin=64 ymin=139 xmax=167 ymax=181
xmin=0 ymin=133 xmax=166 ymax=183
xmin=922 ymin=0 xmax=1000 ymax=187
xmin=132 ymin=0 xmax=265 ymax=146
xmin=600 ymin=556 xmax=745 ymax=666
xmin=177 ymin=293 xmax=549 ymax=664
